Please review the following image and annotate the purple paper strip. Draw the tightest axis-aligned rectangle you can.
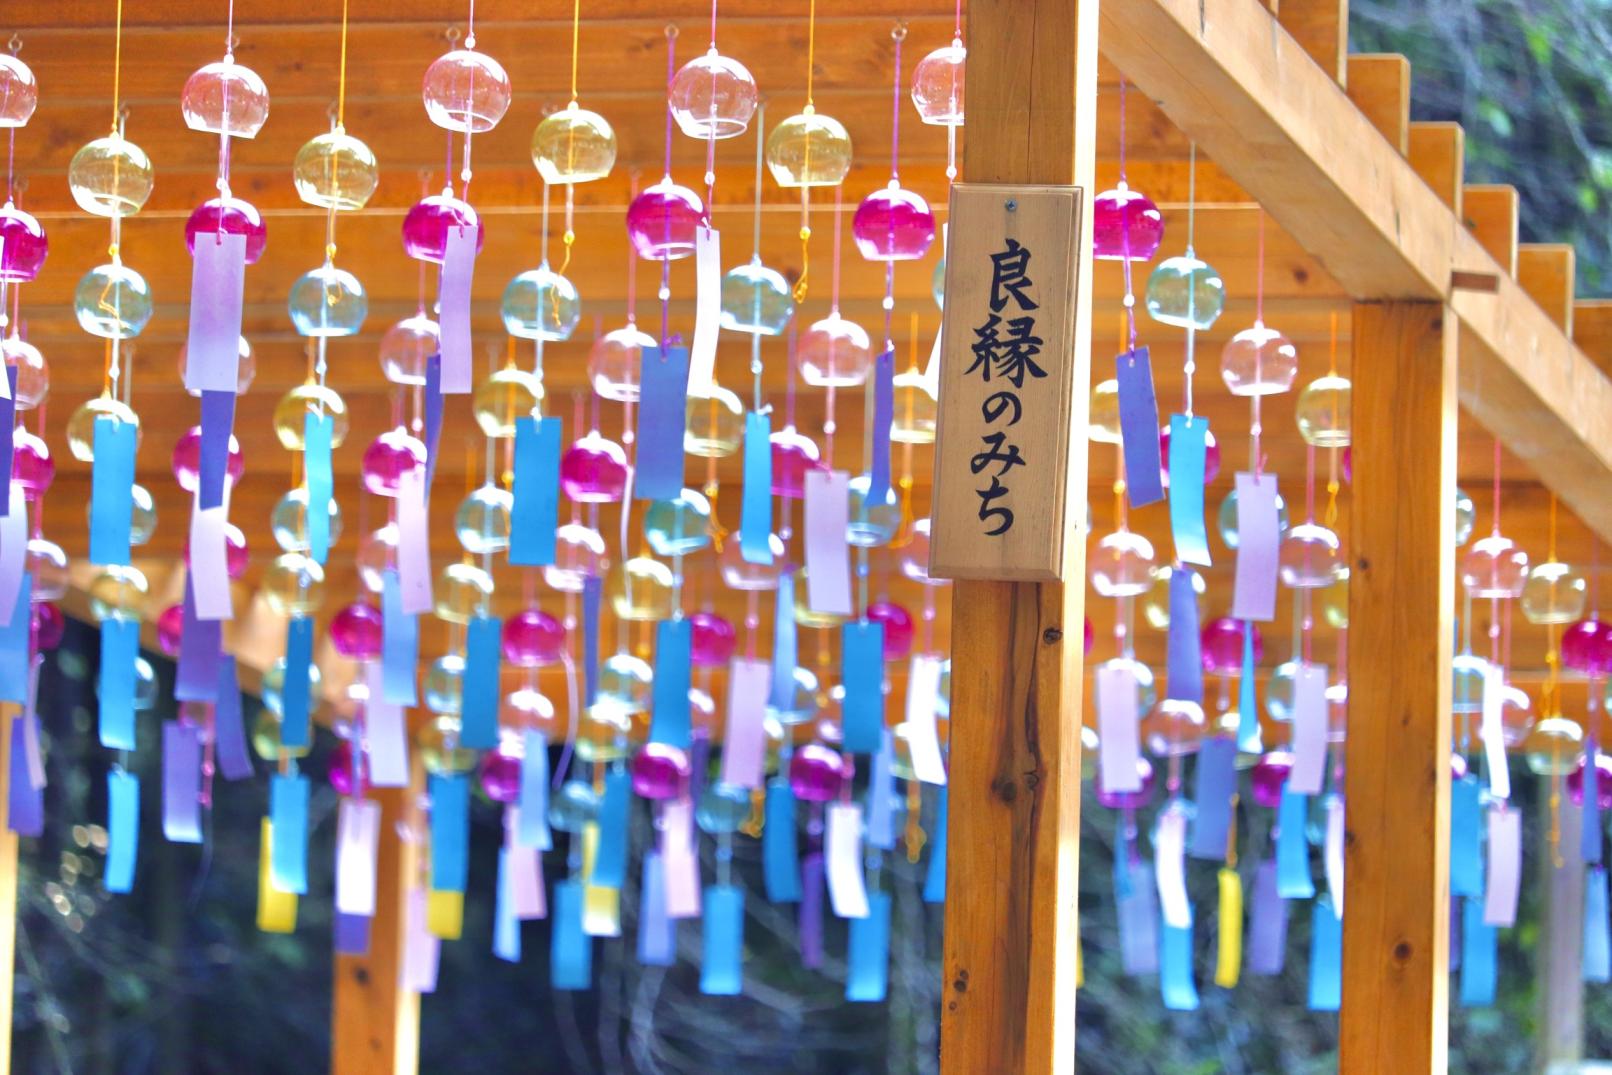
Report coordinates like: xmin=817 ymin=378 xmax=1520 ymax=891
xmin=633 ymin=345 xmax=691 ymax=501
xmin=1117 ymin=857 xmax=1160 ymax=975
xmin=689 ymin=731 xmax=711 ymax=812
xmin=866 ymin=348 xmax=894 ymax=503
xmin=1586 ymin=740 xmax=1603 ymax=865
xmin=0 ymin=368 xmax=16 ymax=521
xmin=174 ymin=577 xmax=221 ymax=702
xmin=197 ymin=389 xmax=236 ymax=511
xmin=6 ymin=716 xmax=41 ymax=837
xmin=214 ymin=656 xmax=253 ymax=780
xmin=161 ymin=721 xmax=203 ymax=844
xmin=1165 ymin=567 xmax=1203 ymax=703
xmin=1188 ymin=735 xmax=1237 ymax=859
xmin=582 ymin=576 xmax=601 ymax=707
xmin=1247 ymin=860 xmax=1289 ymax=975
xmin=636 ymin=850 xmax=676 ymax=966
xmin=423 ymin=354 xmax=443 ymax=491
xmin=799 ymin=851 xmax=825 ymax=969
xmin=1115 ymin=347 xmax=1163 ymax=507
xmin=1232 ymin=472 xmax=1280 ymax=622
xmin=333 ymin=911 xmax=372 ymax=957
xmin=438 ymin=227 xmax=477 ymax=394
xmin=184 ymin=231 xmax=247 ymax=393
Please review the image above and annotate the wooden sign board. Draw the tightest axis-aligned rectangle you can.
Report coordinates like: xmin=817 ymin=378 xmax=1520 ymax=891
xmin=928 ymin=183 xmax=1083 ymax=581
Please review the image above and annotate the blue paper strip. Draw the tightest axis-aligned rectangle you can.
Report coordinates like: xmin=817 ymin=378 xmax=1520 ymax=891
xmin=633 ymin=345 xmax=690 ymax=500
xmin=1450 ymin=775 xmax=1484 ymax=897
xmin=1237 ymin=621 xmax=1262 ymax=753
xmin=106 ymin=770 xmax=139 ymax=894
xmin=841 ymin=621 xmax=885 ymax=755
xmin=493 ymin=848 xmax=521 ymax=963
xmin=518 ymin=729 xmax=552 ymax=852
xmin=214 ymin=655 xmax=253 ymax=781
xmin=510 ymin=416 xmax=562 ymax=566
xmin=800 ymin=853 xmax=825 ymax=968
xmin=174 ymin=577 xmax=221 ymax=703
xmin=89 ymin=416 xmax=137 ymax=566
xmin=637 ymin=851 xmax=676 ymax=966
xmin=461 ymin=614 xmax=501 ymax=750
xmin=1460 ymin=896 xmax=1497 ymax=1006
xmin=382 ymin=573 xmax=419 ymax=707
xmin=1276 ymin=786 xmax=1315 ymax=898
xmin=1117 ymin=858 xmax=1160 ymax=975
xmin=1115 ymin=347 xmax=1163 ymax=507
xmin=649 ymin=618 xmax=693 ymax=748
xmin=582 ymin=576 xmax=602 ymax=707
xmin=1188 ymin=736 xmax=1237 ymax=859
xmin=98 ymin=614 xmax=139 ymax=750
xmin=197 ymin=389 xmax=236 ymax=510
xmin=1161 ymin=914 xmax=1201 ymax=1011
xmin=591 ymin=767 xmax=631 ymax=889
xmin=866 ymin=348 xmax=894 ymax=503
xmin=1308 ymin=897 xmax=1343 ymax=1011
xmin=6 ymin=716 xmax=41 ymax=837
xmin=1166 ymin=567 xmax=1204 ymax=704
xmin=1450 ymin=900 xmax=1462 ymax=972
xmin=0 ymin=571 xmax=25 ymax=705
xmin=1168 ymin=413 xmax=1211 ymax=565
xmin=423 ymin=354 xmax=444 ymax=490
xmin=1587 ymin=867 xmax=1612 ymax=983
xmin=269 ymin=773 xmax=309 ymax=895
xmin=551 ymin=880 xmax=593 ymax=990
xmin=334 ymin=911 xmax=372 ymax=957
xmin=304 ymin=410 xmax=334 ymax=564
xmin=846 ymin=890 xmax=892 ymax=1002
xmin=700 ymin=885 xmax=745 ymax=996
xmin=1585 ymin=741 xmax=1602 ymax=865
xmin=280 ymin=615 xmax=315 ymax=749
xmin=764 ymin=780 xmax=802 ymax=902
xmin=769 ymin=570 xmax=799 ymax=711
xmin=429 ymin=773 xmax=470 ymax=893
xmin=924 ymin=787 xmax=948 ymax=903
xmin=740 ymin=411 xmax=774 ymax=565
xmin=866 ymin=729 xmax=897 ymax=851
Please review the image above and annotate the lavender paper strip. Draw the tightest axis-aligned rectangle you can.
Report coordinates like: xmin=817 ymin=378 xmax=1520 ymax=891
xmin=1483 ymin=804 xmax=1522 ymax=926
xmin=1232 ymin=472 xmax=1280 ymax=621
xmin=721 ymin=658 xmax=770 ymax=788
xmin=1188 ymin=736 xmax=1237 ymax=859
xmin=740 ymin=411 xmax=774 ymax=565
xmin=184 ymin=231 xmax=247 ymax=393
xmin=866 ymin=729 xmax=898 ymax=852
xmin=582 ymin=576 xmax=602 ymax=707
xmin=1154 ymin=804 xmax=1191 ymax=928
xmin=438 ymin=226 xmax=477 ymax=394
xmin=161 ymin=721 xmax=203 ymax=844
xmin=423 ymin=355 xmax=443 ymax=490
xmin=1481 ymin=663 xmax=1512 ymax=801
xmin=510 ymin=415 xmax=561 ymax=566
xmin=334 ymin=912 xmax=372 ymax=957
xmin=197 ymin=389 xmax=236 ymax=510
xmin=0 ymin=485 xmax=26 ymax=624
xmin=1096 ymin=660 xmax=1142 ymax=793
xmin=803 ymin=471 xmax=853 ymax=616
xmin=1289 ymin=662 xmax=1330 ymax=795
xmin=174 ymin=577 xmax=221 ymax=703
xmin=637 ymin=851 xmax=675 ymax=966
xmin=1247 ymin=860 xmax=1289 ymax=975
xmin=1117 ymin=858 xmax=1160 ymax=975
xmin=335 ymin=797 xmax=381 ymax=917
xmin=769 ymin=571 xmax=799 ymax=710
xmin=1167 ymin=413 xmax=1211 ymax=565
xmin=633 ymin=345 xmax=691 ymax=501
xmin=396 ymin=468 xmax=434 ymax=615
xmin=6 ymin=717 xmax=41 ymax=837
xmin=866 ymin=348 xmax=894 ymax=503
xmin=189 ymin=500 xmax=233 ymax=622
xmin=365 ymin=663 xmax=410 ymax=788
xmin=799 ymin=852 xmax=825 ymax=968
xmin=1165 ymin=567 xmax=1203 ymax=703
xmin=660 ymin=798 xmax=701 ymax=919
xmin=1115 ymin=347 xmax=1163 ymax=507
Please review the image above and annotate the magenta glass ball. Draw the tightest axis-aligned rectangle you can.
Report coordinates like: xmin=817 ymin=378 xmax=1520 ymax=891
xmin=1340 ymin=446 xmax=1352 ymax=485
xmin=31 ymin=602 xmax=63 ymax=651
xmin=1250 ymin=751 xmax=1293 ymax=809
xmin=789 ymin=742 xmax=846 ymax=802
xmin=361 ymin=428 xmax=426 ymax=498
xmin=770 ymin=426 xmax=823 ymax=498
xmin=1201 ymin=617 xmax=1257 ymax=676
xmin=631 ymin=742 xmax=691 ymax=800
xmin=1158 ymin=423 xmax=1220 ymax=487
xmin=1092 ymin=186 xmax=1164 ymax=261
xmin=172 ymin=425 xmax=245 ymax=492
xmin=1562 ymin=618 xmax=1611 ymax=675
xmin=11 ymin=430 xmax=52 ymax=500
xmin=559 ymin=433 xmax=628 ymax=503
xmin=185 ymin=522 xmax=249 ymax=579
xmin=184 ymin=196 xmax=267 ymax=264
xmin=866 ymin=600 xmax=915 ymax=661
xmin=330 ymin=602 xmax=384 ymax=660
xmin=0 ymin=203 xmax=47 ymax=282
xmin=625 ymin=177 xmax=704 ymax=261
xmin=329 ymin=738 xmax=361 ymax=796
xmin=1084 ymin=616 xmax=1094 ymax=656
xmin=156 ymin=602 xmax=185 ymax=658
xmin=1094 ymin=757 xmax=1155 ymax=810
xmin=689 ymin=610 xmax=737 ymax=667
xmin=502 ymin=608 xmax=566 ymax=667
xmin=851 ymin=183 xmax=936 ymax=261
xmin=480 ymin=748 xmax=523 ymax=804
xmin=401 ymin=193 xmax=483 ymax=264
xmin=1568 ymin=752 xmax=1612 ymax=809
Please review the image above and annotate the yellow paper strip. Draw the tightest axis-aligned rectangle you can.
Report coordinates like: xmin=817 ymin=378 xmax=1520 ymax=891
xmin=578 ymin=820 xmax=622 ymax=935
xmin=1214 ymin=867 xmax=1244 ymax=988
xmin=427 ymin=888 xmax=464 ymax=940
xmin=256 ymin=818 xmax=298 ymax=934
xmin=1074 ymin=928 xmax=1084 ymax=990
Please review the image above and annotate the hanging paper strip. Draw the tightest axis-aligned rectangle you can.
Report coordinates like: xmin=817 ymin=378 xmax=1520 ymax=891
xmin=395 ymin=468 xmax=433 ymax=615
xmin=846 ymin=890 xmax=893 ymax=1003
xmin=0 ymin=369 xmax=14 ymax=512
xmin=905 ymin=655 xmax=947 ymax=785
xmin=1324 ymin=793 xmax=1346 ymax=916
xmin=1167 ymin=414 xmax=1211 ymax=565
xmin=19 ymin=659 xmax=40 ymax=794
xmin=423 ymin=356 xmax=444 ymax=489
xmin=763 ymin=780 xmax=802 ymax=902
xmin=637 ymin=851 xmax=675 ymax=966
xmin=1288 ymin=663 xmax=1329 ymax=795
xmin=1189 ymin=736 xmax=1237 ymax=860
xmin=1587 ymin=866 xmax=1612 ymax=983
xmin=799 ymin=852 xmax=825 ymax=968
xmin=196 ymin=389 xmax=235 ymax=511
xmin=841 ymin=621 xmax=885 ymax=755
xmin=1276 ymin=786 xmax=1315 ymax=898
xmin=1307 ymin=898 xmax=1343 ymax=1011
xmin=1236 ymin=622 xmax=1262 ymax=753
xmin=304 ymin=411 xmax=334 ymax=564
xmin=591 ymin=768 xmax=632 ymax=890
xmin=739 ymin=411 xmax=774 ymax=565
xmin=1460 ymin=897 xmax=1497 ymax=1006
xmin=517 ymin=729 xmax=552 ymax=851
xmin=826 ymin=802 xmax=870 ymax=919
xmin=1231 ymin=472 xmax=1280 ymax=622
xmin=650 ymin=619 xmax=693 ymax=748
xmin=0 ymin=486 xmax=25 ymax=623
xmin=1450 ymin=775 xmax=1484 ymax=897
xmin=189 ymin=498 xmax=233 ymax=621
xmin=438 ymin=225 xmax=478 ymax=394
xmin=551 ymin=880 xmax=592 ymax=990
xmin=98 ymin=614 xmax=139 ymax=751
xmin=1214 ymin=868 xmax=1243 ymax=988
xmin=333 ymin=912 xmax=371 ymax=958
xmin=0 ymin=573 xmax=25 ymax=706
xmin=6 ymin=713 xmax=41 ymax=837
xmin=721 ymin=658 xmax=770 ymax=789
xmin=88 ymin=416 xmax=137 ymax=567
xmin=492 ymin=849 xmax=521 ymax=963
xmin=1161 ymin=912 xmax=1201 ymax=1012
xmin=634 ymin=345 xmax=691 ymax=501
xmin=582 ymin=576 xmax=602 ymax=707
xmin=1480 ymin=663 xmax=1511 ymax=802
xmin=1165 ymin=568 xmax=1203 ymax=703
xmin=1116 ymin=857 xmax=1159 ymax=975
xmin=510 ymin=416 xmax=562 ymax=566
xmin=184 ymin=232 xmax=246 ymax=393
xmin=429 ymin=889 xmax=465 ymax=942
xmin=1584 ymin=741 xmax=1603 ymax=866
xmin=269 ymin=773 xmax=310 ymax=895
xmin=1114 ymin=347 xmax=1163 ymax=507
xmin=504 ymin=812 xmax=546 ymax=920
xmin=867 ymin=348 xmax=895 ymax=503
xmin=429 ymin=774 xmax=471 ymax=894
xmin=280 ymin=616 xmax=315 ymax=750
xmin=803 ymin=471 xmax=853 ymax=615
xmin=401 ymin=889 xmax=440 ymax=992
xmin=381 ymin=572 xmax=419 ymax=706
xmin=106 ymin=769 xmax=140 ymax=894
xmin=1483 ymin=804 xmax=1521 ymax=927
xmin=335 ymin=797 xmax=382 ymax=917
xmin=661 ymin=798 xmax=702 ymax=919
xmin=460 ymin=614 xmax=502 ymax=750
xmin=174 ymin=577 xmax=221 ymax=703
xmin=1096 ymin=661 xmax=1142 ymax=793
xmin=161 ymin=722 xmax=203 ymax=844
xmin=700 ymin=884 xmax=744 ymax=996
xmin=256 ymin=818 xmax=297 ymax=934
xmin=866 ymin=729 xmax=898 ymax=852
xmin=686 ymin=227 xmax=722 ymax=395
xmin=924 ymin=787 xmax=949 ymax=904
xmin=1247 ymin=859 xmax=1289 ymax=975
xmin=1156 ymin=804 xmax=1192 ymax=929
xmin=769 ymin=571 xmax=799 ymax=711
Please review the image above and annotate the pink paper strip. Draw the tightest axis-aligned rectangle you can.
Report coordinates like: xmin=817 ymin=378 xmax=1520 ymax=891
xmin=660 ymin=799 xmax=702 ymax=919
xmin=189 ymin=496 xmax=234 ymax=622
xmin=686 ymin=226 xmax=722 ymax=395
xmin=1483 ymin=805 xmax=1522 ymax=927
xmin=438 ymin=225 xmax=478 ymax=394
xmin=1288 ymin=663 xmax=1330 ymax=795
xmin=500 ymin=808 xmax=548 ymax=918
xmin=804 ymin=470 xmax=853 ymax=616
xmin=364 ymin=663 xmax=410 ymax=788
xmin=1481 ymin=664 xmax=1511 ymax=801
xmin=1096 ymin=661 xmax=1142 ymax=793
xmin=335 ymin=797 xmax=381 ymax=916
xmin=400 ymin=888 xmax=441 ymax=992
xmin=904 ymin=655 xmax=948 ymax=785
xmin=184 ymin=232 xmax=247 ymax=393
xmin=1231 ymin=472 xmax=1280 ymax=622
xmin=396 ymin=468 xmax=434 ymax=615
xmin=825 ymin=802 xmax=870 ymax=919
xmin=0 ymin=484 xmax=26 ymax=624
xmin=1154 ymin=805 xmax=1191 ymax=928
xmin=720 ymin=657 xmax=771 ymax=789
xmin=1325 ymin=794 xmax=1345 ymax=916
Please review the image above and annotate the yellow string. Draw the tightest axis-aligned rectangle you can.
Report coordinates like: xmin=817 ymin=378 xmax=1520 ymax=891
xmin=110 ymin=0 xmax=124 ymax=133
xmin=805 ymin=0 xmax=817 ymax=107
xmin=791 ymin=0 xmax=820 ymax=304
xmin=336 ymin=0 xmax=351 ymax=129
xmin=569 ymin=0 xmax=582 ymax=103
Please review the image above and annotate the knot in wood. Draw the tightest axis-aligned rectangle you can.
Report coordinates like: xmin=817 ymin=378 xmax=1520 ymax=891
xmin=992 ymin=777 xmax=1018 ymax=803
xmin=1042 ymin=627 xmax=1062 ymax=644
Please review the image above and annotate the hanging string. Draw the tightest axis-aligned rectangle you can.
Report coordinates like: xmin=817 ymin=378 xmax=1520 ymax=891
xmin=1182 ymin=142 xmax=1197 ymax=418
xmin=1117 ymin=80 xmax=1138 ymax=355
xmin=1324 ymin=312 xmax=1340 ymax=528
xmin=793 ymin=0 xmax=820 ymax=303
xmin=1249 ymin=212 xmax=1267 ymax=478
xmin=659 ymin=28 xmax=678 ymax=350
xmin=110 ymin=0 xmax=125 ymax=134
xmin=336 ymin=0 xmax=351 ymax=130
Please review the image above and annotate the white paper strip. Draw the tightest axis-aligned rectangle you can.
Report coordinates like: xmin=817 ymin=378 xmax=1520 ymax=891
xmin=1289 ymin=663 xmax=1330 ymax=795
xmin=1096 ymin=662 xmax=1142 ymax=793
xmin=364 ymin=663 xmax=410 ymax=788
xmin=396 ymin=468 xmax=434 ymax=615
xmin=1325 ymin=794 xmax=1346 ymax=917
xmin=904 ymin=654 xmax=948 ymax=785
xmin=685 ymin=226 xmax=722 ymax=396
xmin=1483 ymin=805 xmax=1522 ymax=927
xmin=825 ymin=801 xmax=871 ymax=919
xmin=189 ymin=493 xmax=234 ymax=622
xmin=335 ymin=798 xmax=381 ymax=917
xmin=1154 ymin=806 xmax=1191 ymax=929
xmin=1481 ymin=663 xmax=1511 ymax=801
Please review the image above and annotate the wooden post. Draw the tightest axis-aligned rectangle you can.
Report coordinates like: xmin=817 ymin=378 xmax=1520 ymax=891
xmin=1342 ymin=302 xmax=1456 ymax=1074
xmin=332 ymin=787 xmax=420 ymax=1075
xmin=938 ymin=1 xmax=1095 ymax=1072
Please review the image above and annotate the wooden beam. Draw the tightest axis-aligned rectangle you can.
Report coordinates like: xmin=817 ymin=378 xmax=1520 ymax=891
xmin=1407 ymin=121 xmax=1465 ymax=215
xmin=1463 ymin=184 xmax=1519 ymax=276
xmin=938 ymin=0 xmax=1092 ymax=1071
xmin=1345 ymin=54 xmax=1410 ymax=153
xmin=1342 ymin=301 xmax=1455 ymax=1075
xmin=1516 ymin=243 xmax=1577 ymax=334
